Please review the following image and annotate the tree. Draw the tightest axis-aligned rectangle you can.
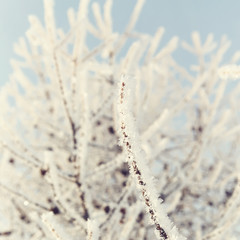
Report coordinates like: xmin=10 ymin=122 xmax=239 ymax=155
xmin=0 ymin=0 xmax=240 ymax=239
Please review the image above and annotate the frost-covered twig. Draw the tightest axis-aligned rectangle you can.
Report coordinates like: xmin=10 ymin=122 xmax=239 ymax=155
xmin=117 ymin=75 xmax=186 ymax=240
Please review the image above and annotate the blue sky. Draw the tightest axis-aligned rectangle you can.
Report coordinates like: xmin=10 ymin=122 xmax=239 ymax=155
xmin=1 ymin=0 xmax=240 ymax=86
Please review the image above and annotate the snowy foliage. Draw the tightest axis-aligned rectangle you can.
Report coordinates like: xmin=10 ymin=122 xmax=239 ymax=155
xmin=0 ymin=0 xmax=240 ymax=239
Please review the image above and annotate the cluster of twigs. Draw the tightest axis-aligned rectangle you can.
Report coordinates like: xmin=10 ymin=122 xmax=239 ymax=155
xmin=0 ymin=0 xmax=240 ymax=239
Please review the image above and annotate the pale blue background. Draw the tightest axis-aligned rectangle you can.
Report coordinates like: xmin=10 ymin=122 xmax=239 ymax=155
xmin=1 ymin=0 xmax=240 ymax=86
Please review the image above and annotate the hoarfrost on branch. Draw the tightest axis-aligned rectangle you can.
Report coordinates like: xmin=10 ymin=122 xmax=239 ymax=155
xmin=0 ymin=0 xmax=240 ymax=239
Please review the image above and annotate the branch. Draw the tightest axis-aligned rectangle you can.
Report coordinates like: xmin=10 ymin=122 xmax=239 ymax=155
xmin=117 ymin=75 xmax=186 ymax=240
